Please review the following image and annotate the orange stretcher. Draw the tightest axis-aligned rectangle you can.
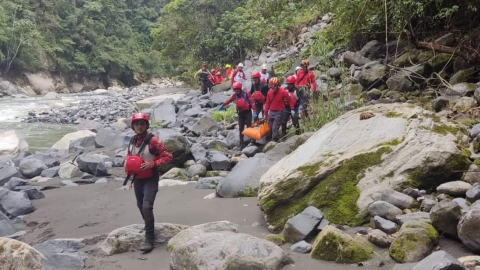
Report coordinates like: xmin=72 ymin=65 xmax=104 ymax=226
xmin=242 ymin=119 xmax=270 ymax=140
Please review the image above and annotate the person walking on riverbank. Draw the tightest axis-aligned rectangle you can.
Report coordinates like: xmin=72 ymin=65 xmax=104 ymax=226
xmin=126 ymin=113 xmax=173 ymax=252
xmin=230 ymin=63 xmax=246 ymax=85
xmin=264 ymin=77 xmax=295 ymax=142
xmin=250 ymin=72 xmax=268 ymax=121
xmin=218 ymin=82 xmax=254 ymax=149
xmin=282 ymin=76 xmax=306 ymax=137
xmin=295 ymin=59 xmax=318 ymax=101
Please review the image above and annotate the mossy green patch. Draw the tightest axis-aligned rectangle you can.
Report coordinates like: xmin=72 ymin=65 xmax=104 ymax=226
xmin=404 ymin=153 xmax=470 ymax=191
xmin=167 ymin=243 xmax=174 ymax=251
xmin=273 ymin=58 xmax=295 ymax=76
xmin=462 ymin=147 xmax=472 ymax=157
xmin=385 ymin=111 xmax=403 ymax=118
xmin=474 ymin=159 xmax=480 ymax=166
xmin=205 ymin=171 xmax=220 ymax=177
xmin=311 ymin=229 xmax=373 ymax=263
xmin=455 ymin=118 xmax=479 ymax=128
xmin=266 ymin=234 xmax=286 ymax=246
xmin=261 ymin=147 xmax=392 ymax=231
xmin=390 ymin=222 xmax=438 ymax=263
xmin=474 ymin=138 xmax=480 ymax=154
xmin=378 ymin=138 xmax=403 ymax=147
xmin=431 ymin=124 xmax=459 ymax=136
xmin=237 ymin=187 xmax=258 ymax=197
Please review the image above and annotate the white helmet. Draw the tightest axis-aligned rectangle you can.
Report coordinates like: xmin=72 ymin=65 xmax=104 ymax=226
xmin=262 ymin=64 xmax=267 ymax=70
xmin=295 ymin=66 xmax=301 ymax=71
xmin=238 ymin=63 xmax=244 ymax=67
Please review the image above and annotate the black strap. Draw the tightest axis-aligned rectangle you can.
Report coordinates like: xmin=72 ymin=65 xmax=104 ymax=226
xmin=298 ymin=71 xmax=308 ymax=84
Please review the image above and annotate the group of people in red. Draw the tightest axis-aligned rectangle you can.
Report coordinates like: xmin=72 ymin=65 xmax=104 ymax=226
xmin=218 ymin=59 xmax=317 ymax=148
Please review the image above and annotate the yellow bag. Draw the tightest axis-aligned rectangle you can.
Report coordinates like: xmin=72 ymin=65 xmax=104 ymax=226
xmin=242 ymin=119 xmax=270 ymax=140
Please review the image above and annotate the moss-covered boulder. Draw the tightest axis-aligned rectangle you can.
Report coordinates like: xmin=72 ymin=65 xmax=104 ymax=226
xmin=389 ymin=221 xmax=439 ymax=263
xmin=160 ymin=168 xmax=189 ymax=181
xmin=310 ymin=225 xmax=374 ymax=263
xmin=154 ymin=129 xmax=191 ymax=173
xmin=258 ymin=103 xmax=470 ymax=232
xmin=266 ymin=234 xmax=286 ymax=246
xmin=359 ymin=64 xmax=386 ymax=88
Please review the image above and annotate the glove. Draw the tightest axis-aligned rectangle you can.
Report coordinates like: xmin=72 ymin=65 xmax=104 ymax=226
xmin=298 ymin=105 xmax=304 ymax=111
xmin=218 ymin=104 xmax=224 ymax=111
xmin=291 ymin=110 xmax=295 ymax=116
xmin=253 ymin=112 xmax=258 ymax=119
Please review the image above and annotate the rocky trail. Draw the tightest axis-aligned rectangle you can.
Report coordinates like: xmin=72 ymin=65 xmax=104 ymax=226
xmin=3 ymin=15 xmax=480 ymax=270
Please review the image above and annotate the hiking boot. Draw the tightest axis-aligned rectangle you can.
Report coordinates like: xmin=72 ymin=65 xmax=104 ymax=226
xmin=139 ymin=233 xmax=154 ymax=252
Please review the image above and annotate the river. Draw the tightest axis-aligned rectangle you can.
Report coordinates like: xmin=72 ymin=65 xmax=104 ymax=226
xmin=0 ymin=94 xmax=103 ymax=152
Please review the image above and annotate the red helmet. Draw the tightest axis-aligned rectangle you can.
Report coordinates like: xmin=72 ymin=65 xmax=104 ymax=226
xmin=268 ymin=77 xmax=279 ymax=86
xmin=131 ymin=113 xmax=150 ymax=129
xmin=232 ymin=82 xmax=243 ymax=90
xmin=286 ymin=76 xmax=296 ymax=84
xmin=251 ymin=72 xmax=261 ymax=79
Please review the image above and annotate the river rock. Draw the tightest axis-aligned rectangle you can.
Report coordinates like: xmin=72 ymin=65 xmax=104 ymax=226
xmin=51 ymin=130 xmax=96 ymax=151
xmin=0 ymin=237 xmax=46 ymax=270
xmin=437 ymin=181 xmax=472 ymax=196
xmin=282 ymin=206 xmax=324 ymax=244
xmin=3 ymin=177 xmax=28 ymax=190
xmin=396 ymin=212 xmax=431 ymax=225
xmin=343 ymin=51 xmax=371 ymax=66
xmin=291 ymin=240 xmax=312 ymax=253
xmin=19 ymin=159 xmax=47 ymax=179
xmin=207 ymin=151 xmax=231 ymax=171
xmin=458 ymin=207 xmax=480 ymax=252
xmin=0 ymin=80 xmax=19 ymax=96
xmin=101 ymin=223 xmax=189 ymax=255
xmin=189 ymin=115 xmax=217 ymax=136
xmin=170 ymin=231 xmax=291 ymax=270
xmin=58 ymin=163 xmax=82 ymax=179
xmin=40 ymin=166 xmax=59 ymax=178
xmin=23 ymin=153 xmax=59 ymax=168
xmin=152 ymin=98 xmax=176 ymax=127
xmin=242 ymin=145 xmax=259 ymax=157
xmin=158 ymin=180 xmax=191 ymax=188
xmin=16 ymin=186 xmax=45 ymax=200
xmin=368 ymin=201 xmax=403 ymax=221
xmin=0 ymin=188 xmax=34 ymax=217
xmin=359 ymin=64 xmax=386 ymax=88
xmin=195 ymin=177 xmax=223 ymax=189
xmin=464 ymin=164 xmax=480 ymax=183
xmin=389 ymin=221 xmax=438 ymax=263
xmin=412 ymin=251 xmax=464 ymax=270
xmin=374 ymin=216 xmax=398 ymax=234
xmin=421 ymin=197 xmax=437 ymax=212
xmin=161 ymin=168 xmax=189 ymax=181
xmin=259 ymin=104 xmax=467 ymax=232
xmin=310 ymin=225 xmax=374 ymax=263
xmin=225 ymin=130 xmax=240 ymax=148
xmin=94 ymin=127 xmax=131 ymax=149
xmin=76 ymin=155 xmax=109 ymax=176
xmin=34 ymin=238 xmax=85 ymax=269
xmin=453 ymin=97 xmax=477 ymax=111
xmin=368 ymin=229 xmax=392 ymax=248
xmin=0 ymin=166 xmax=21 ymax=187
xmin=0 ymin=219 xmax=16 ymax=237
xmin=0 ymin=130 xmax=28 ymax=155
xmin=187 ymin=164 xmax=207 ymax=178
xmin=430 ymin=200 xmax=462 ymax=237
xmin=77 ymin=120 xmax=103 ymax=133
xmin=387 ymin=73 xmax=414 ymax=92
xmin=372 ymin=189 xmax=415 ymax=210
xmin=466 ymin=183 xmax=480 ymax=203
xmin=153 ymin=129 xmax=191 ymax=173
xmin=167 ymin=221 xmax=238 ymax=251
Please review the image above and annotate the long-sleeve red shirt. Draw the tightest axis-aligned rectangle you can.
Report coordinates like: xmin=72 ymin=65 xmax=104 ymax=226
xmin=134 ymin=133 xmax=173 ymax=168
xmin=295 ymin=69 xmax=317 ymax=92
xmin=264 ymin=88 xmax=294 ymax=116
xmin=230 ymin=68 xmax=246 ymax=85
xmin=222 ymin=90 xmax=256 ymax=112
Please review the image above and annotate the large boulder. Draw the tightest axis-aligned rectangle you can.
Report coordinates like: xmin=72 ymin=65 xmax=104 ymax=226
xmin=167 ymin=221 xmax=238 ymax=251
xmin=282 ymin=206 xmax=324 ymax=244
xmin=51 ymin=130 xmax=95 ymax=151
xmin=359 ymin=64 xmax=386 ymax=88
xmin=170 ymin=231 xmax=292 ymax=270
xmin=152 ymin=98 xmax=177 ymax=127
xmin=188 ymin=115 xmax=217 ymax=136
xmin=207 ymin=151 xmax=231 ymax=171
xmin=368 ymin=201 xmax=402 ymax=221
xmin=153 ymin=129 xmax=191 ymax=173
xmin=34 ymin=238 xmax=85 ymax=269
xmin=258 ymin=103 xmax=469 ymax=232
xmin=342 ymin=51 xmax=371 ymax=66
xmin=430 ymin=200 xmax=462 ymax=237
xmin=58 ymin=163 xmax=82 ymax=179
xmin=94 ymin=128 xmax=131 ymax=149
xmin=0 ymin=217 xmax=16 ymax=237
xmin=0 ymin=237 xmax=46 ymax=270
xmin=23 ymin=153 xmax=59 ymax=168
xmin=0 ymin=130 xmax=28 ymax=155
xmin=0 ymin=188 xmax=34 ymax=217
xmin=101 ymin=223 xmax=189 ymax=255
xmin=310 ymin=225 xmax=374 ymax=263
xmin=77 ymin=120 xmax=103 ymax=133
xmin=76 ymin=155 xmax=109 ymax=176
xmin=0 ymin=166 xmax=21 ymax=187
xmin=458 ymin=207 xmax=480 ymax=252
xmin=217 ymin=133 xmax=313 ymax=198
xmin=437 ymin=181 xmax=472 ymax=196
xmin=212 ymin=81 xmax=231 ymax=93
xmin=160 ymin=168 xmax=189 ymax=181
xmin=19 ymin=159 xmax=48 ymax=179
xmin=0 ymin=80 xmax=19 ymax=96
xmin=389 ymin=221 xmax=438 ymax=263
xmin=412 ymin=251 xmax=464 ymax=270
xmin=386 ymin=73 xmax=414 ymax=92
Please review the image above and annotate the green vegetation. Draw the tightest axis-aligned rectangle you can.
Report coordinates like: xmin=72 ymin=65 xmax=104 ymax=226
xmin=212 ymin=106 xmax=236 ymax=125
xmin=273 ymin=58 xmax=294 ymax=76
xmin=265 ymin=234 xmax=286 ymax=246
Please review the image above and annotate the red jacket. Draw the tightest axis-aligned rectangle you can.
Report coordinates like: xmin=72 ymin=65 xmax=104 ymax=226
xmin=251 ymin=91 xmax=265 ymax=104
xmin=134 ymin=133 xmax=173 ymax=168
xmin=230 ymin=68 xmax=246 ymax=85
xmin=222 ymin=90 xmax=256 ymax=112
xmin=295 ymin=69 xmax=317 ymax=92
xmin=264 ymin=88 xmax=294 ymax=116
xmin=215 ymin=75 xmax=224 ymax=84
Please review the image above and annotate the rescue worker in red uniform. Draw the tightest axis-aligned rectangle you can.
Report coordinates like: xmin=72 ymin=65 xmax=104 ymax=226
xmin=230 ymin=63 xmax=246 ymax=86
xmin=215 ymin=71 xmax=224 ymax=84
xmin=249 ymin=71 xmax=267 ymax=121
xmin=264 ymin=77 xmax=295 ymax=142
xmin=126 ymin=113 xmax=173 ymax=252
xmin=282 ymin=76 xmax=307 ymax=136
xmin=295 ymin=59 xmax=318 ymax=101
xmin=218 ymin=82 xmax=255 ymax=148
